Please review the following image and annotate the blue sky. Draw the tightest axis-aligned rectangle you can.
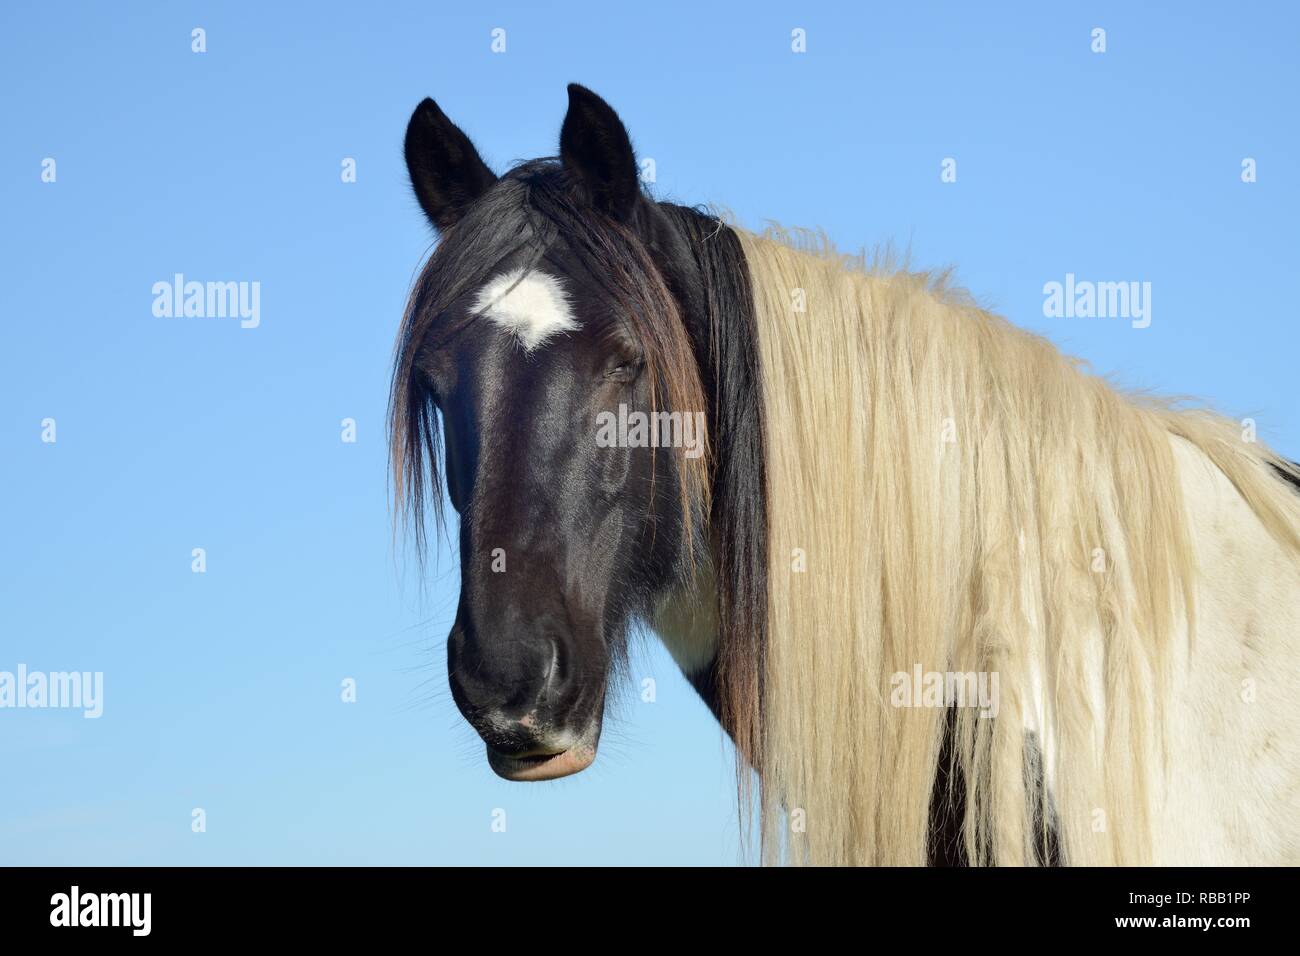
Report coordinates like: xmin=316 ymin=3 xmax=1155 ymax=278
xmin=1 ymin=1 xmax=1296 ymax=864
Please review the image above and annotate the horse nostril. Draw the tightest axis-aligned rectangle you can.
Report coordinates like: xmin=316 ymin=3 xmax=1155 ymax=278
xmin=541 ymin=639 xmax=560 ymax=693
xmin=447 ymin=628 xmax=573 ymax=724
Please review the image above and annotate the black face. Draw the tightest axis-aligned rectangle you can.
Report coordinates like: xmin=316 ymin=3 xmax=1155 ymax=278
xmin=398 ymin=86 xmax=705 ymax=780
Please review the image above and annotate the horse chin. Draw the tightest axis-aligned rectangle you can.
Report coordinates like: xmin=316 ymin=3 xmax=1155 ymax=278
xmin=485 ymin=722 xmax=601 ymax=782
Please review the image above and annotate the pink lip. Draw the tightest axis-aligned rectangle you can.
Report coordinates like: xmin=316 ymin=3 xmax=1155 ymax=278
xmin=487 ymin=744 xmax=596 ymax=781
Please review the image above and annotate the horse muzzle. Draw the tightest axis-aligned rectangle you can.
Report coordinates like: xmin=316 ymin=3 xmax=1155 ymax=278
xmin=484 ymin=721 xmax=601 ymax=781
xmin=447 ymin=618 xmax=607 ymax=781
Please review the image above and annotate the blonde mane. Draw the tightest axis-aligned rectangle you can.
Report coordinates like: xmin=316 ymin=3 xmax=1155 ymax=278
xmin=735 ymin=224 xmax=1300 ymax=865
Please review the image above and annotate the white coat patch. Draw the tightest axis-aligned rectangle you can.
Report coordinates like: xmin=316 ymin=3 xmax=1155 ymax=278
xmin=471 ymin=269 xmax=579 ymax=352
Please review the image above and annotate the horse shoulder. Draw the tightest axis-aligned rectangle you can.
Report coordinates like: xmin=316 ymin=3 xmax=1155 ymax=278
xmin=1157 ymin=436 xmax=1300 ymax=864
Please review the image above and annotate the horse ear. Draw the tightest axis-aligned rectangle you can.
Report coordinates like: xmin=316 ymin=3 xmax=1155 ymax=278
xmin=559 ymin=84 xmax=641 ymax=222
xmin=404 ymin=98 xmax=497 ymax=232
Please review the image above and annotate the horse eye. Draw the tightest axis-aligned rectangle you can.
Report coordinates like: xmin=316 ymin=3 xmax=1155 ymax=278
xmin=605 ymin=357 xmax=644 ymax=383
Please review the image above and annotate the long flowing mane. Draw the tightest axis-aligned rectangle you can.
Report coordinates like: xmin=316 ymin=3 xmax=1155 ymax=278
xmin=734 ymin=224 xmax=1300 ymax=865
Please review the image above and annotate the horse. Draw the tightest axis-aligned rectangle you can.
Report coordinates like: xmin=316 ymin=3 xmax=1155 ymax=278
xmin=389 ymin=84 xmax=1300 ymax=865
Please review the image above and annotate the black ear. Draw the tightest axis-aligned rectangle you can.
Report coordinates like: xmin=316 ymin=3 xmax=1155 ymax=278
xmin=559 ymin=84 xmax=641 ymax=221
xmin=404 ymin=98 xmax=497 ymax=232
